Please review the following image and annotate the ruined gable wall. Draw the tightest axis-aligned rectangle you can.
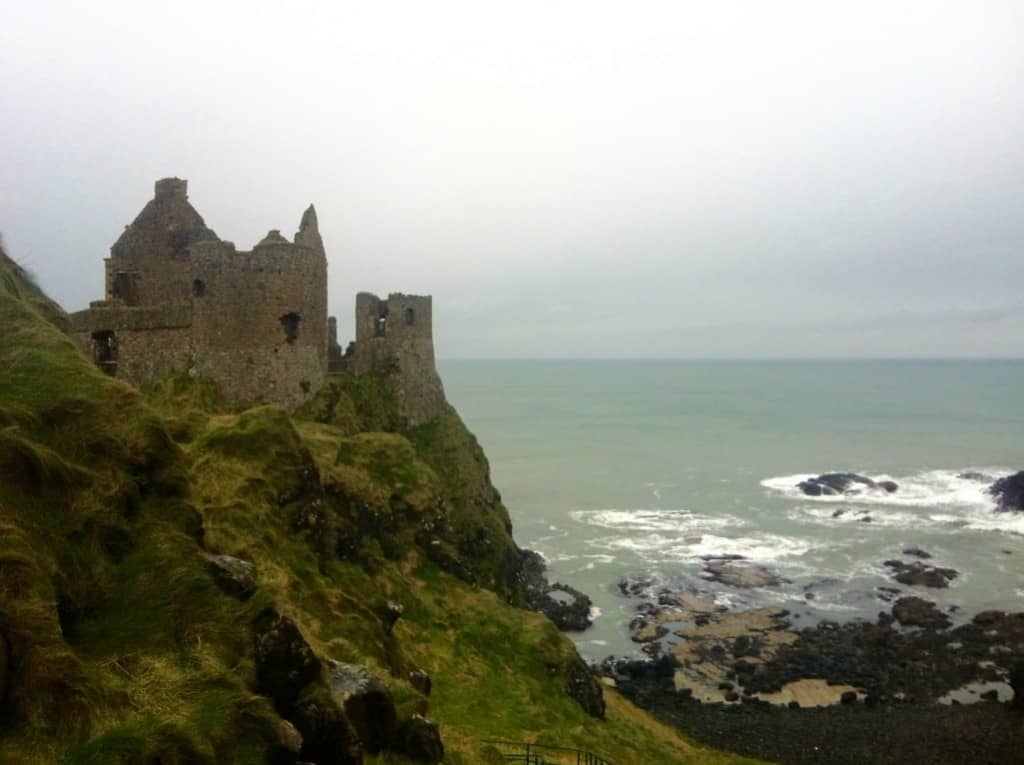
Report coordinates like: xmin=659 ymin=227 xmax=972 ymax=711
xmin=349 ymin=292 xmax=448 ymax=425
xmin=69 ymin=303 xmax=193 ymax=385
xmin=188 ymin=237 xmax=327 ymax=411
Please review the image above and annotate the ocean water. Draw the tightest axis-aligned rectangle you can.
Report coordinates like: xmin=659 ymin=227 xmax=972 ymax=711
xmin=439 ymin=360 xmax=1024 ymax=660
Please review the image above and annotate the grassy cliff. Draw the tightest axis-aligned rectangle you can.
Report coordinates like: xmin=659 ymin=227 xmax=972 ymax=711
xmin=0 ymin=246 xmax=759 ymax=765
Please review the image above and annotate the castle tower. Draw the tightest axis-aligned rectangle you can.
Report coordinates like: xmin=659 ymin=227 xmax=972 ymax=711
xmin=347 ymin=292 xmax=448 ymax=425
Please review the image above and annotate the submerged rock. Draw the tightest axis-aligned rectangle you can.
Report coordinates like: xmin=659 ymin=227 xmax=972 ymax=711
xmin=989 ymin=470 xmax=1024 ymax=512
xmin=901 ymin=546 xmax=932 ymax=560
xmin=893 ymin=597 xmax=951 ymax=629
xmin=884 ymin=560 xmax=958 ymax=588
xmin=958 ymin=471 xmax=993 ymax=482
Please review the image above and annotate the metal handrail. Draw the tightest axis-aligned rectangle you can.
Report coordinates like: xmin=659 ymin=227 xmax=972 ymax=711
xmin=482 ymin=738 xmax=613 ymax=765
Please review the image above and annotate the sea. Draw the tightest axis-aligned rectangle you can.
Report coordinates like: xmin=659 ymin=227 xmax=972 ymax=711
xmin=439 ymin=359 xmax=1024 ymax=660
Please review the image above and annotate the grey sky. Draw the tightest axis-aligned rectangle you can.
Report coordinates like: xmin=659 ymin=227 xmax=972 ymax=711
xmin=2 ymin=1 xmax=1022 ymax=358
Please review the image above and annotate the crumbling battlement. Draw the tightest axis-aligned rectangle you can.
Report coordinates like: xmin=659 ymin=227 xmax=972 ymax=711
xmin=71 ymin=178 xmax=328 ymax=410
xmin=345 ymin=292 xmax=448 ymax=425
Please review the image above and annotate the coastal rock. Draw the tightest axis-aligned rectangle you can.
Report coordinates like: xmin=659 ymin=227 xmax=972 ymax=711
xmin=892 ymin=597 xmax=951 ymax=629
xmin=988 ymin=470 xmax=1024 ymax=512
xmin=702 ymin=559 xmax=786 ymax=589
xmin=253 ymin=609 xmax=322 ymax=709
xmin=958 ymin=471 xmax=993 ymax=482
xmin=394 ymin=714 xmax=444 ymax=763
xmin=884 ymin=560 xmax=958 ymax=588
xmin=798 ymin=473 xmax=895 ymax=497
xmin=901 ymin=546 xmax=932 ymax=560
xmin=326 ymin=660 xmax=398 ymax=754
xmin=1010 ymin=661 xmax=1024 ymax=710
xmin=203 ymin=552 xmax=258 ymax=599
xmin=522 ymin=550 xmax=593 ymax=631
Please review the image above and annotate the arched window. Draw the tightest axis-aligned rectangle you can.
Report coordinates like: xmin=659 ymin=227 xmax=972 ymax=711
xmin=405 ymin=307 xmax=415 ymax=326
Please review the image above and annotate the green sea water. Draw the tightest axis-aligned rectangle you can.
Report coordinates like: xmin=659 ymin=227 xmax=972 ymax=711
xmin=440 ymin=359 xmax=1024 ymax=659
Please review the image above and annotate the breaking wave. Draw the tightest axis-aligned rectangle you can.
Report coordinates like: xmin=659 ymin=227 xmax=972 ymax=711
xmin=764 ymin=468 xmax=1024 ymax=536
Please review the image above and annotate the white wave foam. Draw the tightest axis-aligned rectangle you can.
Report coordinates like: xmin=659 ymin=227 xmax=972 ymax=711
xmin=585 ymin=531 xmax=811 ymax=564
xmin=762 ymin=469 xmax=1010 ymax=510
xmin=570 ymin=508 xmax=743 ymax=533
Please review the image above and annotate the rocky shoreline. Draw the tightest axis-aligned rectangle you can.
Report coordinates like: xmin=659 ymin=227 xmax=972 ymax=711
xmin=526 ymin=469 xmax=1024 ymax=762
xmin=588 ymin=494 xmax=1024 ymax=764
xmin=596 ymin=586 xmax=1024 ymax=764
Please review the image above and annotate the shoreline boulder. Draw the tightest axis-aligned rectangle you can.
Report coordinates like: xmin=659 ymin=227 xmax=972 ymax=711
xmin=989 ymin=471 xmax=1024 ymax=512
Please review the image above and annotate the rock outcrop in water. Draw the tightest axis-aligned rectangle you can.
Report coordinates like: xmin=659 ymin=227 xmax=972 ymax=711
xmin=989 ymin=470 xmax=1024 ymax=512
xmin=797 ymin=473 xmax=898 ymax=496
xmin=884 ymin=560 xmax=959 ymax=588
xmin=521 ymin=550 xmax=594 ymax=631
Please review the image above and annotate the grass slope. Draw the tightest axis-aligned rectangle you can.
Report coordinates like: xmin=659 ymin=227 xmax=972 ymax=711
xmin=0 ymin=245 xmax=761 ymax=765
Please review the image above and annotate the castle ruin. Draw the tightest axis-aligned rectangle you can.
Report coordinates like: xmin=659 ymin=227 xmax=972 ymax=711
xmin=71 ymin=178 xmax=447 ymax=423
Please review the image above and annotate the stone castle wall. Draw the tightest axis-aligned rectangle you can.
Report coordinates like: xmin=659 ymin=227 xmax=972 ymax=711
xmin=347 ymin=292 xmax=448 ymax=425
xmin=70 ymin=177 xmax=449 ymax=421
xmin=70 ymin=179 xmax=327 ymax=411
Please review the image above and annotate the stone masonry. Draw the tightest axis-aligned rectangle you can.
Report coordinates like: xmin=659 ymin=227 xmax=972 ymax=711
xmin=343 ymin=292 xmax=448 ymax=425
xmin=71 ymin=178 xmax=448 ymax=420
xmin=71 ymin=178 xmax=326 ymax=410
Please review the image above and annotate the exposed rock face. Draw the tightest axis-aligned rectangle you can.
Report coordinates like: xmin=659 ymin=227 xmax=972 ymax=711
xmin=0 ymin=632 xmax=9 ymax=705
xmin=252 ymin=611 xmax=363 ymax=765
xmin=798 ymin=473 xmax=897 ymax=496
xmin=203 ymin=552 xmax=258 ymax=599
xmin=521 ymin=550 xmax=593 ymax=631
xmin=379 ymin=600 xmax=404 ymax=635
xmin=271 ymin=719 xmax=303 ymax=764
xmin=292 ymin=684 xmax=363 ymax=765
xmin=253 ymin=609 xmax=322 ymax=710
xmin=408 ymin=669 xmax=432 ymax=697
xmin=892 ymin=597 xmax=951 ymax=629
xmin=394 ymin=714 xmax=444 ymax=763
xmin=326 ymin=661 xmax=398 ymax=754
xmin=989 ymin=470 xmax=1024 ymax=512
xmin=884 ymin=560 xmax=959 ymax=588
xmin=564 ymin=658 xmax=606 ymax=719
xmin=1010 ymin=660 xmax=1024 ymax=710
xmin=702 ymin=558 xmax=786 ymax=589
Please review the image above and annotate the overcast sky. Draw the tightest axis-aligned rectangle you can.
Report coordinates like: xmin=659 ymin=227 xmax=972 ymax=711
xmin=2 ymin=1 xmax=1022 ymax=358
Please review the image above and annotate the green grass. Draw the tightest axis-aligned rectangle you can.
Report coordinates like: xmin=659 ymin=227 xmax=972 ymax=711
xmin=0 ymin=244 xmax=762 ymax=765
